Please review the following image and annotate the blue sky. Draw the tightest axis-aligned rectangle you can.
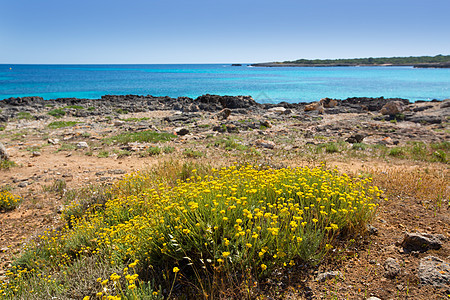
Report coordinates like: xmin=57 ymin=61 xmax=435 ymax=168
xmin=1 ymin=0 xmax=449 ymax=63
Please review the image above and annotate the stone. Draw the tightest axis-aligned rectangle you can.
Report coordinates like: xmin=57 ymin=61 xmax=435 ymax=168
xmin=304 ymin=102 xmax=321 ymax=112
xmin=215 ymin=108 xmax=231 ymax=120
xmin=384 ymin=257 xmax=401 ymax=278
xmin=18 ymin=181 xmax=28 ymax=188
xmin=268 ymin=107 xmax=286 ymax=113
xmin=0 ymin=142 xmax=9 ymax=160
xmin=255 ymin=139 xmax=275 ymax=149
xmin=366 ymin=297 xmax=382 ymax=300
xmin=320 ymin=98 xmax=339 ymax=108
xmin=316 ymin=271 xmax=342 ymax=282
xmin=107 ymin=169 xmax=126 ymax=175
xmin=31 ymin=151 xmax=41 ymax=157
xmin=418 ymin=256 xmax=450 ymax=287
xmin=346 ymin=133 xmax=365 ymax=144
xmin=48 ymin=138 xmax=60 ymax=145
xmin=260 ymin=120 xmax=272 ymax=128
xmin=380 ymin=101 xmax=404 ymax=115
xmin=226 ymin=124 xmax=239 ymax=133
xmin=76 ymin=142 xmax=89 ymax=149
xmin=399 ymin=232 xmax=443 ymax=253
xmin=175 ymin=128 xmax=190 ymax=136
xmin=114 ymin=120 xmax=125 ymax=126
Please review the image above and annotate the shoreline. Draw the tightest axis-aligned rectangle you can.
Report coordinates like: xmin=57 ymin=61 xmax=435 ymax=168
xmin=251 ymin=62 xmax=450 ymax=68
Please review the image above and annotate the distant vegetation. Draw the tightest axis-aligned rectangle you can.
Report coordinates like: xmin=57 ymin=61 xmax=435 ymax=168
xmin=276 ymin=55 xmax=450 ymax=66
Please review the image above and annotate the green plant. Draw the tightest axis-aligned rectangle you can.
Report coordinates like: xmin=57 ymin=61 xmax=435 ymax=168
xmin=48 ymin=108 xmax=66 ymax=118
xmin=121 ymin=117 xmax=150 ymax=122
xmin=432 ymin=150 xmax=447 ymax=163
xmin=0 ymin=189 xmax=22 ymax=210
xmin=388 ymin=147 xmax=405 ymax=157
xmin=162 ymin=146 xmax=175 ymax=154
xmin=0 ymin=160 xmax=17 ymax=169
xmin=97 ymin=151 xmax=110 ymax=158
xmin=103 ymin=131 xmax=176 ymax=145
xmin=352 ymin=143 xmax=367 ymax=150
xmin=115 ymin=108 xmax=129 ymax=114
xmin=48 ymin=121 xmax=79 ymax=129
xmin=183 ymin=148 xmax=205 ymax=158
xmin=17 ymin=112 xmax=34 ymax=120
xmin=65 ymin=105 xmax=84 ymax=110
xmin=147 ymin=146 xmax=161 ymax=156
xmin=56 ymin=143 xmax=77 ymax=152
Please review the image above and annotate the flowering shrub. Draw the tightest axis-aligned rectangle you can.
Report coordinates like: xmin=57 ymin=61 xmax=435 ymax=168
xmin=0 ymin=190 xmax=21 ymax=211
xmin=1 ymin=164 xmax=383 ymax=298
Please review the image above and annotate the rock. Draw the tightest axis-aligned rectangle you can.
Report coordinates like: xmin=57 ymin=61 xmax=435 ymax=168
xmin=399 ymin=232 xmax=443 ymax=253
xmin=320 ymin=98 xmax=339 ymax=108
xmin=215 ymin=108 xmax=231 ymax=120
xmin=304 ymin=102 xmax=320 ymax=112
xmin=367 ymin=224 xmax=378 ymax=235
xmin=259 ymin=120 xmax=272 ymax=128
xmin=212 ymin=125 xmax=226 ymax=133
xmin=418 ymin=256 xmax=450 ymax=287
xmin=0 ymin=142 xmax=9 ymax=160
xmin=76 ymin=142 xmax=89 ymax=149
xmin=0 ymin=247 xmax=9 ymax=253
xmin=175 ymin=128 xmax=190 ymax=136
xmin=380 ymin=101 xmax=404 ymax=115
xmin=18 ymin=181 xmax=28 ymax=188
xmin=255 ymin=139 xmax=275 ymax=149
xmin=226 ymin=124 xmax=239 ymax=133
xmin=316 ymin=271 xmax=342 ymax=282
xmin=384 ymin=257 xmax=401 ymax=278
xmin=441 ymin=99 xmax=450 ymax=109
xmin=107 ymin=169 xmax=126 ymax=175
xmin=268 ymin=107 xmax=286 ymax=113
xmin=114 ymin=120 xmax=125 ymax=126
xmin=366 ymin=297 xmax=382 ymax=300
xmin=346 ymin=133 xmax=365 ymax=144
xmin=31 ymin=151 xmax=41 ymax=157
xmin=48 ymin=138 xmax=60 ymax=145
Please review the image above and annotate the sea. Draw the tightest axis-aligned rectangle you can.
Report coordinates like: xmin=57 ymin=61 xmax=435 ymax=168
xmin=1 ymin=64 xmax=449 ymax=104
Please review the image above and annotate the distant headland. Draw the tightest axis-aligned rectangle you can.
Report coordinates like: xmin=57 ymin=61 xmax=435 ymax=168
xmin=251 ymin=54 xmax=450 ymax=68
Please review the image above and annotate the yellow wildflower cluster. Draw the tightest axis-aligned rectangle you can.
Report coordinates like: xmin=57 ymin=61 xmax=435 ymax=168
xmin=0 ymin=164 xmax=382 ymax=298
xmin=0 ymin=190 xmax=21 ymax=211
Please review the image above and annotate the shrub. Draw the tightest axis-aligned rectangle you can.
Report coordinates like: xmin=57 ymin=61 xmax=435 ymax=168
xmin=2 ymin=165 xmax=381 ymax=298
xmin=17 ymin=112 xmax=34 ymax=120
xmin=65 ymin=105 xmax=84 ymax=110
xmin=0 ymin=189 xmax=22 ymax=211
xmin=48 ymin=109 xmax=66 ymax=118
xmin=388 ymin=147 xmax=405 ymax=157
xmin=183 ymin=149 xmax=205 ymax=158
xmin=147 ymin=146 xmax=161 ymax=156
xmin=0 ymin=160 xmax=16 ymax=169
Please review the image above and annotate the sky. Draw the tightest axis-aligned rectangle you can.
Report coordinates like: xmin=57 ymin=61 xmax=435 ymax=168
xmin=1 ymin=0 xmax=449 ymax=64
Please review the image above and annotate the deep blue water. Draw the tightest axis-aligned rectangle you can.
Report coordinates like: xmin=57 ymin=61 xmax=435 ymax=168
xmin=0 ymin=64 xmax=449 ymax=103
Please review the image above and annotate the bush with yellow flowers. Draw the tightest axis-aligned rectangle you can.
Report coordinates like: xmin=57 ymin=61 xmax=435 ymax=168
xmin=0 ymin=189 xmax=22 ymax=211
xmin=1 ymin=164 xmax=383 ymax=299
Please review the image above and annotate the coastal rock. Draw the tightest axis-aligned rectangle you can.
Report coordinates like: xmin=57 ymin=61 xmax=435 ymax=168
xmin=268 ymin=107 xmax=286 ymax=113
xmin=399 ymin=232 xmax=443 ymax=253
xmin=320 ymin=98 xmax=339 ymax=108
xmin=380 ymin=101 xmax=404 ymax=116
xmin=418 ymin=256 xmax=450 ymax=287
xmin=304 ymin=102 xmax=320 ymax=112
xmin=0 ymin=142 xmax=9 ymax=160
xmin=215 ymin=108 xmax=231 ymax=120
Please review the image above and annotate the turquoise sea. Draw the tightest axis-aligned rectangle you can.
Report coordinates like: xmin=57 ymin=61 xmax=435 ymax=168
xmin=0 ymin=64 xmax=449 ymax=103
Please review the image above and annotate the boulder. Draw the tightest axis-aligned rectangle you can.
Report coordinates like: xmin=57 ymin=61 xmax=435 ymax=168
xmin=304 ymin=102 xmax=324 ymax=114
xmin=418 ymin=256 xmax=450 ymax=287
xmin=346 ymin=133 xmax=365 ymax=144
xmin=380 ymin=101 xmax=404 ymax=115
xmin=267 ymin=107 xmax=286 ymax=113
xmin=175 ymin=128 xmax=190 ymax=136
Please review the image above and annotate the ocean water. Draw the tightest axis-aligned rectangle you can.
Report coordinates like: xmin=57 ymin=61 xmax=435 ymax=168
xmin=0 ymin=64 xmax=449 ymax=103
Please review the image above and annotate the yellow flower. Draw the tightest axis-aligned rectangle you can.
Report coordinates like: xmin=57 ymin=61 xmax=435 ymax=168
xmin=246 ymin=243 xmax=252 ymax=248
xmin=222 ymin=251 xmax=230 ymax=258
xmin=128 ymin=284 xmax=136 ymax=290
xmin=83 ymin=297 xmax=90 ymax=300
xmin=236 ymin=219 xmax=243 ymax=224
xmin=261 ymin=264 xmax=267 ymax=271
xmin=173 ymin=267 xmax=180 ymax=273
xmin=217 ymin=258 xmax=224 ymax=263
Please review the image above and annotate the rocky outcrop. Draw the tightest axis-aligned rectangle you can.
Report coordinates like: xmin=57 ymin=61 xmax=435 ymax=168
xmin=418 ymin=256 xmax=450 ymax=287
xmin=0 ymin=142 xmax=9 ymax=160
xmin=380 ymin=101 xmax=405 ymax=116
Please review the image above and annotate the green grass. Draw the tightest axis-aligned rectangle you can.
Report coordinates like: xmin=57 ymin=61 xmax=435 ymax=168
xmin=147 ymin=146 xmax=161 ymax=156
xmin=65 ymin=105 xmax=84 ymax=110
xmin=48 ymin=121 xmax=80 ymax=129
xmin=103 ymin=131 xmax=176 ymax=145
xmin=0 ymin=160 xmax=17 ymax=169
xmin=120 ymin=117 xmax=150 ymax=122
xmin=115 ymin=108 xmax=129 ymax=114
xmin=56 ymin=143 xmax=77 ymax=152
xmin=87 ymin=107 xmax=95 ymax=111
xmin=183 ymin=148 xmax=205 ymax=158
xmin=162 ymin=146 xmax=175 ymax=154
xmin=48 ymin=108 xmax=66 ymax=118
xmin=97 ymin=151 xmax=110 ymax=158
xmin=214 ymin=137 xmax=248 ymax=151
xmin=17 ymin=112 xmax=34 ymax=120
